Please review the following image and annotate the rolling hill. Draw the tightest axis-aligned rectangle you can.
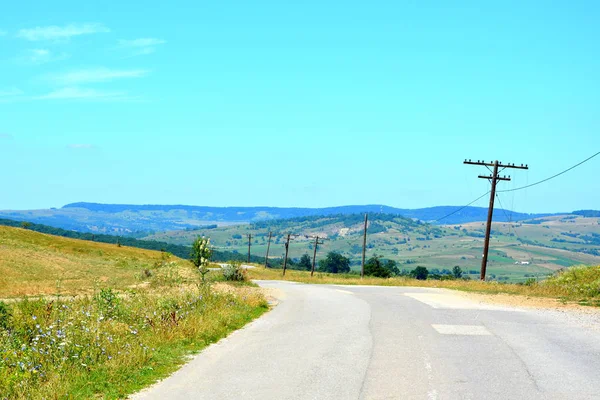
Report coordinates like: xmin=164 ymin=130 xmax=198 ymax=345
xmin=144 ymin=213 xmax=600 ymax=282
xmin=0 ymin=202 xmax=557 ymax=234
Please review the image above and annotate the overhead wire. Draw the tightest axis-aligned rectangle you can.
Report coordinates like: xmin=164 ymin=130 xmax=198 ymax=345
xmin=498 ymin=150 xmax=600 ymax=193
xmin=435 ymin=191 xmax=491 ymax=223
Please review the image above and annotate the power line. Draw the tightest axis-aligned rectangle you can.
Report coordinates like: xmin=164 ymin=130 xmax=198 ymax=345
xmin=435 ymin=191 xmax=491 ymax=223
xmin=495 ymin=193 xmax=521 ymax=241
xmin=498 ymin=150 xmax=600 ymax=193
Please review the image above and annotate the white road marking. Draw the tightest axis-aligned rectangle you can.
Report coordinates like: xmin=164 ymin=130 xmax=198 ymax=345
xmin=335 ymin=289 xmax=354 ymax=295
xmin=418 ymin=334 xmax=438 ymax=400
xmin=404 ymin=293 xmax=522 ymax=311
xmin=432 ymin=324 xmax=492 ymax=336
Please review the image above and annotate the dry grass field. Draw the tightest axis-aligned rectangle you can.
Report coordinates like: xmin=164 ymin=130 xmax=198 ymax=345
xmin=0 ymin=225 xmax=197 ymax=298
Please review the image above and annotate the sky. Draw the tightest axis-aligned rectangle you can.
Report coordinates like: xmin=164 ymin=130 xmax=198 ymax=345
xmin=1 ymin=1 xmax=599 ymax=213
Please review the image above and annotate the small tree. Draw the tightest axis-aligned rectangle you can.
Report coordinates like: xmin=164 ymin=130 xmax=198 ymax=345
xmin=191 ymin=236 xmax=213 ymax=282
xmin=20 ymin=222 xmax=32 ymax=230
xmin=364 ymin=255 xmax=391 ymax=278
xmin=298 ymin=254 xmax=312 ymax=271
xmin=452 ymin=266 xmax=463 ymax=279
xmin=411 ymin=266 xmax=429 ymax=280
xmin=384 ymin=259 xmax=400 ymax=276
xmin=318 ymin=252 xmax=351 ymax=274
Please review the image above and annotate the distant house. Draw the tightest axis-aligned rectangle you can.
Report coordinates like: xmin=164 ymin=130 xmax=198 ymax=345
xmin=514 ymin=261 xmax=531 ymax=265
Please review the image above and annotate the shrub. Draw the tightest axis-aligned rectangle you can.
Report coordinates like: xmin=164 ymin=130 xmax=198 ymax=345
xmin=222 ymin=262 xmax=247 ymax=281
xmin=411 ymin=266 xmax=429 ymax=280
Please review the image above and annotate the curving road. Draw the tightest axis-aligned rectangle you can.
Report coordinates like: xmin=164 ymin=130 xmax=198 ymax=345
xmin=132 ymin=281 xmax=600 ymax=400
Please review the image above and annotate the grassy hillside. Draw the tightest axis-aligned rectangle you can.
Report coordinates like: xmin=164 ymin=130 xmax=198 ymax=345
xmin=0 ymin=225 xmax=196 ymax=298
xmin=0 ymin=218 xmax=267 ymax=266
xmin=0 ymin=225 xmax=268 ymax=399
xmin=146 ymin=213 xmax=600 ymax=283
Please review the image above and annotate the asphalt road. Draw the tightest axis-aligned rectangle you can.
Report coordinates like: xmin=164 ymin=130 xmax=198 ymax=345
xmin=132 ymin=281 xmax=600 ymax=400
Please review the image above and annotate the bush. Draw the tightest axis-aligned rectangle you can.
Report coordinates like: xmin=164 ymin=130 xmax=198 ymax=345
xmin=364 ymin=256 xmax=391 ymax=278
xmin=222 ymin=262 xmax=247 ymax=281
xmin=411 ymin=266 xmax=429 ymax=280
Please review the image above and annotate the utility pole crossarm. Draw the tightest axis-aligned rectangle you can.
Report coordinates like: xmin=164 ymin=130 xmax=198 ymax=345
xmin=464 ymin=160 xmax=529 ymax=170
xmin=478 ymin=175 xmax=512 ymax=181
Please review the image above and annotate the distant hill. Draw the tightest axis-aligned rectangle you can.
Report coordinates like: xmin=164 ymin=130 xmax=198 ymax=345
xmin=0 ymin=202 xmax=555 ymax=234
xmin=573 ymin=210 xmax=600 ymax=218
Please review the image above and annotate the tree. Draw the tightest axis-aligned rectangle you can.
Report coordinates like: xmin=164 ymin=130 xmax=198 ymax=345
xmin=191 ymin=236 xmax=213 ymax=282
xmin=452 ymin=265 xmax=463 ymax=279
xmin=411 ymin=266 xmax=429 ymax=280
xmin=364 ymin=256 xmax=391 ymax=278
xmin=298 ymin=254 xmax=312 ymax=271
xmin=384 ymin=259 xmax=400 ymax=276
xmin=318 ymin=252 xmax=350 ymax=274
xmin=20 ymin=222 xmax=32 ymax=230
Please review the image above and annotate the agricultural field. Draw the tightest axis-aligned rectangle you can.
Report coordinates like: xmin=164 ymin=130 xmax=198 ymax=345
xmin=145 ymin=214 xmax=600 ymax=283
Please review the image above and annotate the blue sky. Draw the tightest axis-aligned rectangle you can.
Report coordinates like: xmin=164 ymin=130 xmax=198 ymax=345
xmin=0 ymin=1 xmax=598 ymax=213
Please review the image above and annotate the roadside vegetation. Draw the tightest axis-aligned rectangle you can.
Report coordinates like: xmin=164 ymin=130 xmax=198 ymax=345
xmin=249 ymin=260 xmax=600 ymax=306
xmin=0 ymin=226 xmax=267 ymax=399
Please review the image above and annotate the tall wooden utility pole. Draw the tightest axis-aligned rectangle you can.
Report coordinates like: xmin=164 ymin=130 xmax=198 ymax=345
xmin=282 ymin=234 xmax=299 ymax=276
xmin=361 ymin=213 xmax=368 ymax=278
xmin=247 ymin=234 xmax=253 ymax=263
xmin=309 ymin=235 xmax=327 ymax=277
xmin=264 ymin=231 xmax=272 ymax=268
xmin=464 ymin=159 xmax=528 ymax=280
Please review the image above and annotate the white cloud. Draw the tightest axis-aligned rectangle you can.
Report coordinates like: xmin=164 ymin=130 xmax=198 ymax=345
xmin=19 ymin=48 xmax=69 ymax=65
xmin=118 ymin=37 xmax=165 ymax=56
xmin=17 ymin=23 xmax=109 ymax=41
xmin=67 ymin=143 xmax=95 ymax=149
xmin=50 ymin=67 xmax=149 ymax=85
xmin=0 ymin=88 xmax=24 ymax=97
xmin=36 ymin=87 xmax=128 ymax=100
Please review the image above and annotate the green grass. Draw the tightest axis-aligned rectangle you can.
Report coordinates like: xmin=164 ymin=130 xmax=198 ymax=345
xmin=0 ymin=225 xmax=269 ymax=399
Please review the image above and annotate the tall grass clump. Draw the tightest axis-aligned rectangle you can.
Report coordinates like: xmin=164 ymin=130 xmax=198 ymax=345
xmin=543 ymin=265 xmax=600 ymax=298
xmin=0 ymin=284 xmax=268 ymax=399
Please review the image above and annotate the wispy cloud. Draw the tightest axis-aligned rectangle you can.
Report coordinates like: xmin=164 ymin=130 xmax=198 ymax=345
xmin=17 ymin=23 xmax=109 ymax=41
xmin=0 ymin=133 xmax=14 ymax=139
xmin=49 ymin=67 xmax=149 ymax=85
xmin=67 ymin=143 xmax=96 ymax=149
xmin=18 ymin=48 xmax=69 ymax=65
xmin=0 ymin=30 xmax=6 ymax=36
xmin=118 ymin=37 xmax=165 ymax=56
xmin=36 ymin=87 xmax=129 ymax=100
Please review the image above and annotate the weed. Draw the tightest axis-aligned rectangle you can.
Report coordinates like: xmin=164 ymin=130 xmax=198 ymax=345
xmin=222 ymin=262 xmax=247 ymax=282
